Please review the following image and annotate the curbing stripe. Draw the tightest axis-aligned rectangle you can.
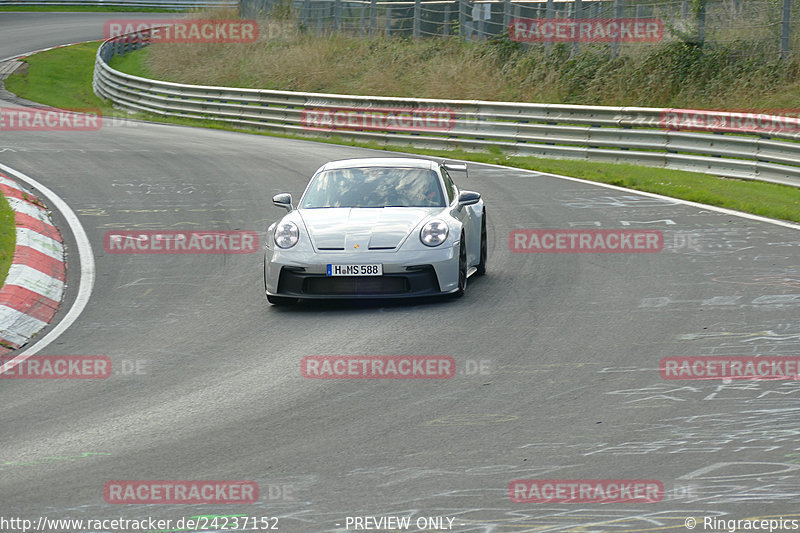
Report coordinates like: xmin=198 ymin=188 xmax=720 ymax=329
xmin=15 ymin=227 xmax=63 ymax=261
xmin=0 ymin=163 xmax=93 ymax=363
xmin=7 ymin=195 xmax=51 ymax=219
xmin=0 ymin=306 xmax=47 ymax=348
xmin=0 ymin=285 xmax=59 ymax=323
xmin=0 ymin=183 xmax=26 ymax=200
xmin=3 ymin=264 xmax=64 ymax=303
xmin=0 ymin=176 xmax=22 ymax=190
xmin=15 ymin=212 xmax=62 ymax=242
xmin=0 ymin=172 xmax=66 ymax=351
xmin=11 ymin=246 xmax=66 ymax=281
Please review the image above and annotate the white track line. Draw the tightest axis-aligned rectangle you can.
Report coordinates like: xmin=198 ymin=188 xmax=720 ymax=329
xmin=0 ymin=40 xmax=96 ymax=65
xmin=471 ymin=161 xmax=800 ymax=231
xmin=0 ymin=163 xmax=95 ymax=369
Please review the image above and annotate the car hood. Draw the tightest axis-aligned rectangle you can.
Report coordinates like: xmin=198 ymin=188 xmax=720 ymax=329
xmin=298 ymin=207 xmax=440 ymax=250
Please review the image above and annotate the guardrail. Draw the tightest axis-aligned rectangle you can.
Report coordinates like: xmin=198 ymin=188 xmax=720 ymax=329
xmin=93 ymin=33 xmax=800 ymax=188
xmin=1 ymin=0 xmax=236 ymax=8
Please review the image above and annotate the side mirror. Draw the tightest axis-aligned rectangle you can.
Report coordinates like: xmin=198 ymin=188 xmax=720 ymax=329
xmin=273 ymin=193 xmax=293 ymax=212
xmin=458 ymin=190 xmax=481 ymax=207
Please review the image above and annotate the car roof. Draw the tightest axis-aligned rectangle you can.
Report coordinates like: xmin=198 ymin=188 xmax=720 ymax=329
xmin=319 ymin=158 xmax=438 ymax=171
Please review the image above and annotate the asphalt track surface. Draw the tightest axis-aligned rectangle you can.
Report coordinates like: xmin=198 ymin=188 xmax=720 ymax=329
xmin=1 ymin=12 xmax=800 ymax=533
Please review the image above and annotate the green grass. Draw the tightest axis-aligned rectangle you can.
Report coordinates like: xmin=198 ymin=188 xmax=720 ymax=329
xmin=5 ymin=41 xmax=800 ymax=224
xmin=4 ymin=42 xmax=114 ymax=113
xmin=129 ymin=23 xmax=800 ymax=111
xmin=0 ymin=193 xmax=17 ymax=287
xmin=392 ymin=149 xmax=800 ymax=223
xmin=109 ymin=44 xmax=150 ymax=76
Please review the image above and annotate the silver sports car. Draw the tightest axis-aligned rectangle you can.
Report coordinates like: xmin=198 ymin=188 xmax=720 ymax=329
xmin=264 ymin=157 xmax=487 ymax=305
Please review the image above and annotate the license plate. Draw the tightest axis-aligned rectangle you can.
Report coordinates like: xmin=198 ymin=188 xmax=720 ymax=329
xmin=326 ymin=264 xmax=383 ymax=276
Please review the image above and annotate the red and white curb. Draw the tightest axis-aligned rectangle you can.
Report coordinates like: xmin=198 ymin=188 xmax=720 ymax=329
xmin=0 ymin=172 xmax=65 ymax=355
xmin=0 ymin=40 xmax=97 ymax=65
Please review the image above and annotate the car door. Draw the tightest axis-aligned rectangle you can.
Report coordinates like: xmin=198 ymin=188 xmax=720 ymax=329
xmin=441 ymin=166 xmax=480 ymax=266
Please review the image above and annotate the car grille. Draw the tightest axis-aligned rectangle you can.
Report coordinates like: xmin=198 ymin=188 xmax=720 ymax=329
xmin=277 ymin=266 xmax=440 ymax=297
xmin=305 ymin=276 xmax=408 ymax=295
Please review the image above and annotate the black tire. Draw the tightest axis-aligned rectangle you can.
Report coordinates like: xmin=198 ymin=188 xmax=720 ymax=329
xmin=267 ymin=294 xmax=298 ymax=306
xmin=453 ymin=233 xmax=467 ymax=298
xmin=476 ymin=209 xmax=487 ymax=276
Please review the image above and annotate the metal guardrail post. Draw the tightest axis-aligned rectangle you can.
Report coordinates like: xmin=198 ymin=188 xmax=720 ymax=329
xmin=413 ymin=0 xmax=421 ymax=39
xmin=302 ymin=0 xmax=310 ymax=28
xmin=513 ymin=1 xmax=525 ymax=48
xmin=695 ymin=0 xmax=706 ymax=47
xmin=360 ymin=0 xmax=366 ymax=36
xmin=333 ymin=0 xmax=341 ymax=31
xmin=545 ymin=0 xmax=554 ymax=55
xmin=368 ymin=0 xmax=377 ymax=35
xmin=611 ymin=0 xmax=622 ymax=59
xmin=781 ymin=0 xmax=791 ymax=59
xmin=502 ymin=0 xmax=510 ymax=37
xmin=456 ymin=0 xmax=467 ymax=40
xmin=476 ymin=2 xmax=486 ymax=40
xmin=571 ymin=0 xmax=582 ymax=56
xmin=385 ymin=4 xmax=392 ymax=36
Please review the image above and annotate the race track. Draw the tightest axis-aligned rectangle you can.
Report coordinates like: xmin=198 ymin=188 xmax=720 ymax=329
xmin=1 ymin=12 xmax=799 ymax=532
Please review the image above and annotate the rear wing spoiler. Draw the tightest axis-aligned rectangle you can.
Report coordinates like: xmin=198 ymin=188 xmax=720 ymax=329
xmin=443 ymin=161 xmax=468 ymax=179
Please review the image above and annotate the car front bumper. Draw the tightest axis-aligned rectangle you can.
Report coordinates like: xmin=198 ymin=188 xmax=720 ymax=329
xmin=265 ymin=246 xmax=460 ymax=299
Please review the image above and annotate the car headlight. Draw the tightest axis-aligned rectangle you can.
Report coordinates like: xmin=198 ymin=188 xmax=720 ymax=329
xmin=274 ymin=221 xmax=299 ymax=249
xmin=420 ymin=219 xmax=449 ymax=247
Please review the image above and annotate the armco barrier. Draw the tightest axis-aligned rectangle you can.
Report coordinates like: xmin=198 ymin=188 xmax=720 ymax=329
xmin=93 ymin=32 xmax=800 ymax=188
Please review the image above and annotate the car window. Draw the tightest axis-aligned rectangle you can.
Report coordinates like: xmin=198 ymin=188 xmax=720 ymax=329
xmin=441 ymin=167 xmax=457 ymax=204
xmin=299 ymin=167 xmax=446 ymax=208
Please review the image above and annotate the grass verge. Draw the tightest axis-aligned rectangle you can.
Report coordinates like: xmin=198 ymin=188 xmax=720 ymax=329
xmin=4 ymin=42 xmax=116 ymax=113
xmin=4 ymin=41 xmax=800 ymax=224
xmin=0 ymin=192 xmax=17 ymax=288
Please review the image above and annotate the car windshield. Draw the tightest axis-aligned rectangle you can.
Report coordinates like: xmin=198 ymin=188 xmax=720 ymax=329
xmin=299 ymin=166 xmax=446 ymax=208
